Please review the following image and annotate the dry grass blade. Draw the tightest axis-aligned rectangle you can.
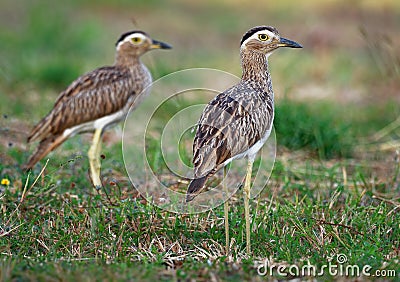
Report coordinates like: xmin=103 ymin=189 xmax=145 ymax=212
xmin=372 ymin=194 xmax=400 ymax=216
xmin=1 ymin=160 xmax=49 ymax=236
xmin=21 ymin=159 xmax=49 ymax=203
xmin=0 ymin=223 xmax=24 ymax=238
xmin=372 ymin=116 xmax=400 ymax=142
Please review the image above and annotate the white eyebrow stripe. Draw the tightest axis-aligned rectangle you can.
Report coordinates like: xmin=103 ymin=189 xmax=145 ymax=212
xmin=241 ymin=30 xmax=277 ymax=47
xmin=116 ymin=33 xmax=147 ymax=50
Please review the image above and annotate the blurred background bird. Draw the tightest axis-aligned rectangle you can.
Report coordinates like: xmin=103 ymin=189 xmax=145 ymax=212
xmin=186 ymin=26 xmax=302 ymax=254
xmin=23 ymin=30 xmax=171 ymax=188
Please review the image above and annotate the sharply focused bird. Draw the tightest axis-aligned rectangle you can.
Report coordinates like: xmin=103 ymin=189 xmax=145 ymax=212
xmin=24 ymin=30 xmax=171 ymax=188
xmin=186 ymin=26 xmax=302 ymax=254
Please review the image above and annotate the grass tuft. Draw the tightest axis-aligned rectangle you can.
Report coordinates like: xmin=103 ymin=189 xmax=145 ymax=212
xmin=275 ymin=99 xmax=353 ymax=159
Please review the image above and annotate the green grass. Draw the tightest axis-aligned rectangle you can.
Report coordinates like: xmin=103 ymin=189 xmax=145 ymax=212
xmin=1 ymin=0 xmax=400 ymax=280
xmin=274 ymin=98 xmax=400 ymax=159
xmin=275 ymin=100 xmax=353 ymax=159
xmin=1 ymin=156 xmax=399 ymax=280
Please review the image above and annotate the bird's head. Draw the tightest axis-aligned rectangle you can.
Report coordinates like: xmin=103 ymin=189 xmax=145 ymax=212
xmin=240 ymin=26 xmax=302 ymax=56
xmin=116 ymin=31 xmax=172 ymax=57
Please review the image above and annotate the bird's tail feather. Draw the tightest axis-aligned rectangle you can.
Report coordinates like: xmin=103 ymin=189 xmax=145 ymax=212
xmin=186 ymin=175 xmax=208 ymax=202
xmin=27 ymin=114 xmax=53 ymax=143
xmin=23 ymin=134 xmax=67 ymax=171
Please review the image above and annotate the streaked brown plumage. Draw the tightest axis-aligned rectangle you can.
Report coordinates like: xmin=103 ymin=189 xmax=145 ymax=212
xmin=186 ymin=26 xmax=302 ymax=254
xmin=24 ymin=31 xmax=171 ymax=186
xmin=188 ymin=77 xmax=274 ymax=195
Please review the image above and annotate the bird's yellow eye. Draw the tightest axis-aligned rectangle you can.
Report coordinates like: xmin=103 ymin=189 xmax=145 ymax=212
xmin=258 ymin=34 xmax=269 ymax=41
xmin=131 ymin=37 xmax=142 ymax=44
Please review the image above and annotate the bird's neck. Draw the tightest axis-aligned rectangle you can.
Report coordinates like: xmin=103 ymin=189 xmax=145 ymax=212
xmin=114 ymin=52 xmax=141 ymax=68
xmin=240 ymin=49 xmax=273 ymax=95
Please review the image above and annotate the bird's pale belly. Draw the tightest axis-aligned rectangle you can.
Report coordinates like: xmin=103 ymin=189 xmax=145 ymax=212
xmin=62 ymin=110 xmax=125 ymax=138
xmin=223 ymin=120 xmax=273 ymax=166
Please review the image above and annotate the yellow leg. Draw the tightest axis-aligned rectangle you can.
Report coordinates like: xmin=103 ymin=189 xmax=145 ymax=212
xmin=223 ymin=166 xmax=230 ymax=255
xmin=88 ymin=128 xmax=103 ymax=189
xmin=244 ymin=159 xmax=253 ymax=254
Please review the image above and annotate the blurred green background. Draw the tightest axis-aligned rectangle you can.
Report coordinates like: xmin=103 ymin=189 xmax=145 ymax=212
xmin=0 ymin=0 xmax=399 ymax=162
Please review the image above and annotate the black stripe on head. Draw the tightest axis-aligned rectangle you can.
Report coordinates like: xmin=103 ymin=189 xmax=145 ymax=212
xmin=116 ymin=30 xmax=148 ymax=46
xmin=240 ymin=26 xmax=278 ymax=46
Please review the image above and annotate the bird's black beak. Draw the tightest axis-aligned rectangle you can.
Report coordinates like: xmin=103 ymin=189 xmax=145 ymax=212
xmin=278 ymin=37 xmax=302 ymax=48
xmin=150 ymin=39 xmax=172 ymax=50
